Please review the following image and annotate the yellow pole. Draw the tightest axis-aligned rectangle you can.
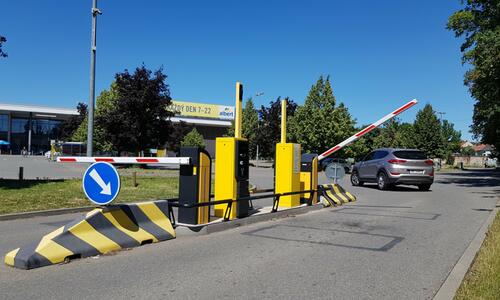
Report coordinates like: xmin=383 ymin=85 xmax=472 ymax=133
xmin=235 ymin=82 xmax=243 ymax=138
xmin=281 ymin=99 xmax=287 ymax=143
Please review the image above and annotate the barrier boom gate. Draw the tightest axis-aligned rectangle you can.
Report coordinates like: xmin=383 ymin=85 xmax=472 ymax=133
xmin=318 ymin=99 xmax=418 ymax=161
xmin=57 ymin=157 xmax=190 ymax=164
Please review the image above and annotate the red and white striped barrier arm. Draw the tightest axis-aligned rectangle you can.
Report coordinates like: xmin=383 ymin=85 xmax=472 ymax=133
xmin=318 ymin=99 xmax=418 ymax=161
xmin=57 ymin=156 xmax=190 ymax=165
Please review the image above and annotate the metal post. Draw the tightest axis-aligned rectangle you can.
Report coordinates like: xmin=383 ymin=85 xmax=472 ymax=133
xmin=28 ymin=112 xmax=32 ymax=155
xmin=87 ymin=0 xmax=101 ymax=157
xmin=254 ymin=92 xmax=264 ymax=166
xmin=280 ymin=99 xmax=287 ymax=143
xmin=234 ymin=82 xmax=243 ymax=139
xmin=334 ymin=164 xmax=338 ymax=184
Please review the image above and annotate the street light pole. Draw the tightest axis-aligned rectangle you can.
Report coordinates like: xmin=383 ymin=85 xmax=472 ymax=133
xmin=87 ymin=0 xmax=101 ymax=157
xmin=254 ymin=92 xmax=264 ymax=167
xmin=438 ymin=112 xmax=446 ymax=123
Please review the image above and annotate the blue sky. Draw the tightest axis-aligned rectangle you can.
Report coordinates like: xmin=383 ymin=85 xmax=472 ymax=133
xmin=0 ymin=0 xmax=474 ymax=139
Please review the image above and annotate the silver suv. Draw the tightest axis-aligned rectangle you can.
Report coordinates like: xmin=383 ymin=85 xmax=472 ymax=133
xmin=351 ymin=148 xmax=434 ymax=190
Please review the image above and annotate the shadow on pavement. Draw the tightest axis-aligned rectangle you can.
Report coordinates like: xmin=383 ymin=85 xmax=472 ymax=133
xmin=435 ymin=169 xmax=500 ymax=188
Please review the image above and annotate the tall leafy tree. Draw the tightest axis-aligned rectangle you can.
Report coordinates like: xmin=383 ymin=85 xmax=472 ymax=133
xmin=447 ymin=0 xmax=500 ymax=157
xmin=58 ymin=102 xmax=88 ymax=140
xmin=0 ymin=35 xmax=7 ymax=58
xmin=289 ymin=76 xmax=355 ymax=155
xmin=72 ymin=85 xmax=118 ymax=152
xmin=372 ymin=118 xmax=416 ymax=149
xmin=255 ymin=97 xmax=297 ymax=159
xmin=97 ymin=65 xmax=174 ymax=154
xmin=441 ymin=119 xmax=462 ymax=161
xmin=242 ymin=98 xmax=259 ymax=158
xmin=181 ymin=128 xmax=206 ymax=149
xmin=167 ymin=121 xmax=191 ymax=153
xmin=413 ymin=104 xmax=446 ymax=158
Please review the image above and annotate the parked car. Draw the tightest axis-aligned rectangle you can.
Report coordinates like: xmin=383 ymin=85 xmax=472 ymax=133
xmin=320 ymin=157 xmax=352 ymax=174
xmin=485 ymin=157 xmax=497 ymax=168
xmin=350 ymin=148 xmax=434 ymax=191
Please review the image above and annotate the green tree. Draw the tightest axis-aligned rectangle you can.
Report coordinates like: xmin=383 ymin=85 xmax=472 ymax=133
xmin=58 ymin=102 xmax=87 ymax=140
xmin=447 ymin=1 xmax=500 ymax=157
xmin=461 ymin=146 xmax=475 ymax=156
xmin=372 ymin=118 xmax=416 ymax=149
xmin=413 ymin=104 xmax=446 ymax=158
xmin=0 ymin=35 xmax=7 ymax=58
xmin=289 ymin=76 xmax=355 ymax=156
xmin=97 ymin=65 xmax=174 ymax=154
xmin=181 ymin=128 xmax=205 ymax=149
xmin=441 ymin=120 xmax=462 ymax=161
xmin=255 ymin=97 xmax=297 ymax=159
xmin=167 ymin=121 xmax=191 ymax=153
xmin=72 ymin=85 xmax=118 ymax=152
xmin=242 ymin=98 xmax=259 ymax=158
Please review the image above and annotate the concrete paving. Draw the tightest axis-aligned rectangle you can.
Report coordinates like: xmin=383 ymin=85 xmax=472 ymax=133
xmin=0 ymin=169 xmax=498 ymax=299
xmin=0 ymin=155 xmax=87 ymax=179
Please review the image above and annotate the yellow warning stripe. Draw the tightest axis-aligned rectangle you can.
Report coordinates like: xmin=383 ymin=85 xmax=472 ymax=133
xmin=102 ymin=209 xmax=159 ymax=243
xmin=69 ymin=221 xmax=121 ymax=254
xmin=324 ymin=189 xmax=342 ymax=205
xmin=4 ymin=248 xmax=19 ymax=266
xmin=35 ymin=227 xmax=74 ymax=264
xmin=332 ymin=185 xmax=350 ymax=203
xmin=344 ymin=191 xmax=356 ymax=202
xmin=137 ymin=203 xmax=176 ymax=238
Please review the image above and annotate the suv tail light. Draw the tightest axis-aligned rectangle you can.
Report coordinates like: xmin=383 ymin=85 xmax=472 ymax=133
xmin=388 ymin=159 xmax=406 ymax=164
xmin=425 ymin=159 xmax=434 ymax=165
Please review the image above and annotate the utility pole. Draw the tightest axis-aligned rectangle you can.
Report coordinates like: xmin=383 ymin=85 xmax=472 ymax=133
xmin=254 ymin=92 xmax=264 ymax=167
xmin=87 ymin=0 xmax=102 ymax=157
xmin=438 ymin=111 xmax=446 ymax=123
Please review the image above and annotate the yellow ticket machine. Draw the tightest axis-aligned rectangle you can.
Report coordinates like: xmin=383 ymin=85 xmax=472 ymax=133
xmin=275 ymin=99 xmax=301 ymax=208
xmin=214 ymin=82 xmax=250 ymax=219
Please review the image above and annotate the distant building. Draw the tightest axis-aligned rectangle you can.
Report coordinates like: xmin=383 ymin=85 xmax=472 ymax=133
xmin=0 ymin=100 xmax=234 ymax=156
xmin=460 ymin=140 xmax=474 ymax=148
xmin=473 ymin=144 xmax=494 ymax=157
xmin=0 ymin=103 xmax=78 ymax=154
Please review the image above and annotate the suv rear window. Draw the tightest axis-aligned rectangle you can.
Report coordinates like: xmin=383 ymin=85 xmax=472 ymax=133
xmin=393 ymin=150 xmax=427 ymax=159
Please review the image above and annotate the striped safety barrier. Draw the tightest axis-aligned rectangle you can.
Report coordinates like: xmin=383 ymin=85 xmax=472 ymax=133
xmin=318 ymin=99 xmax=418 ymax=161
xmin=4 ymin=200 xmax=175 ymax=269
xmin=319 ymin=184 xmax=356 ymax=207
xmin=57 ymin=156 xmax=190 ymax=165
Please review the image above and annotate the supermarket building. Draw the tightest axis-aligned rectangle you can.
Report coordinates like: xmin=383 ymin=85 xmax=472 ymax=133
xmin=0 ymin=100 xmax=233 ymax=156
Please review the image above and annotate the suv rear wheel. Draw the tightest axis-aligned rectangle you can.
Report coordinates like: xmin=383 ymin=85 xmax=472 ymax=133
xmin=350 ymin=171 xmax=363 ymax=186
xmin=418 ymin=184 xmax=431 ymax=191
xmin=377 ymin=172 xmax=389 ymax=190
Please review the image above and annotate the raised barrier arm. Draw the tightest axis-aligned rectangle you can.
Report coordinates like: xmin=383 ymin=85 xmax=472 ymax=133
xmin=318 ymin=99 xmax=418 ymax=161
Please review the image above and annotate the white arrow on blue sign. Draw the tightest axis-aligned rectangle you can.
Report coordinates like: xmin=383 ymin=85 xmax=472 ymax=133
xmin=82 ymin=162 xmax=121 ymax=205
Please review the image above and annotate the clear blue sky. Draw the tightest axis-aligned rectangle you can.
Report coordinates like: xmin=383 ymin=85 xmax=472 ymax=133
xmin=0 ymin=0 xmax=474 ymax=139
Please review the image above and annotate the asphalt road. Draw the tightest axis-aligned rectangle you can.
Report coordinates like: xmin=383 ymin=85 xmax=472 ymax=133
xmin=0 ymin=169 xmax=498 ymax=299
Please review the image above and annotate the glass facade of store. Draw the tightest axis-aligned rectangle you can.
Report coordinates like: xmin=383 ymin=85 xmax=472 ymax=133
xmin=0 ymin=113 xmax=65 ymax=154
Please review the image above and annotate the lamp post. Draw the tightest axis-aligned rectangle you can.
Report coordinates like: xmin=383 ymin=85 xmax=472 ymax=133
xmin=87 ymin=0 xmax=102 ymax=157
xmin=254 ymin=92 xmax=264 ymax=167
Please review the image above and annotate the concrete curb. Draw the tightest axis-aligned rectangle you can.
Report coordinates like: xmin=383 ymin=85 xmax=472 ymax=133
xmin=175 ymin=203 xmax=325 ymax=237
xmin=0 ymin=206 xmax=94 ymax=221
xmin=433 ymin=197 xmax=500 ymax=300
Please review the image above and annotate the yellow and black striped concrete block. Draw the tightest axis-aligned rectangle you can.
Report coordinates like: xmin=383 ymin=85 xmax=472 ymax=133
xmin=4 ymin=200 xmax=175 ymax=270
xmin=320 ymin=184 xmax=356 ymax=207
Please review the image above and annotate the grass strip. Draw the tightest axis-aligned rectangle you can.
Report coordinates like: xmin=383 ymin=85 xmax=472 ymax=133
xmin=455 ymin=210 xmax=500 ymax=300
xmin=0 ymin=177 xmax=179 ymax=215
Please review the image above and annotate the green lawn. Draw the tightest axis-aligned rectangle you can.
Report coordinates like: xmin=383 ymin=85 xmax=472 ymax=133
xmin=0 ymin=177 xmax=179 ymax=215
xmin=455 ymin=211 xmax=500 ymax=300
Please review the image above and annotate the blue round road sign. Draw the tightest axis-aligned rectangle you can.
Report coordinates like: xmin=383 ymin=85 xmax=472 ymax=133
xmin=82 ymin=162 xmax=121 ymax=205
